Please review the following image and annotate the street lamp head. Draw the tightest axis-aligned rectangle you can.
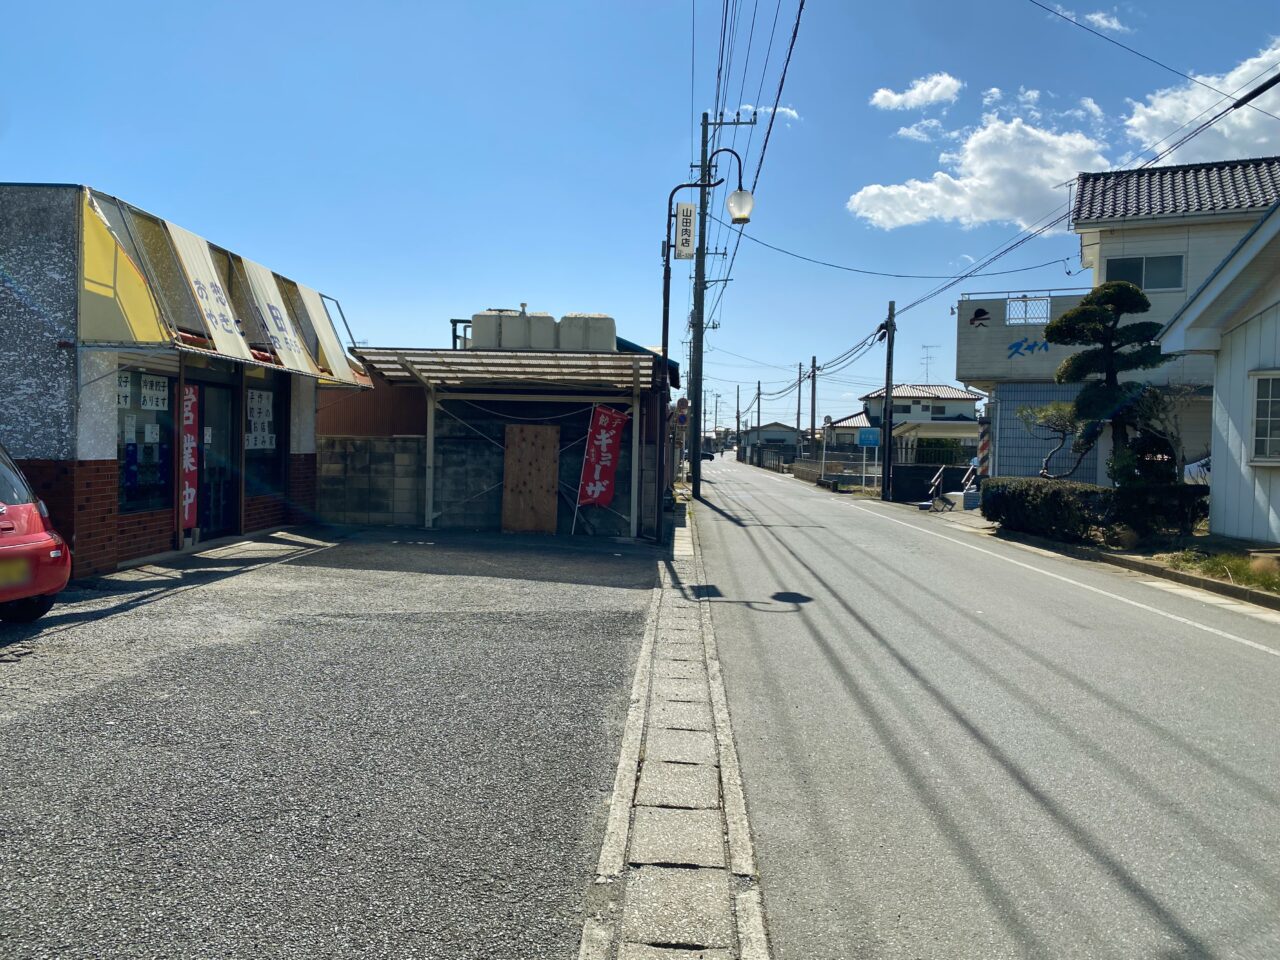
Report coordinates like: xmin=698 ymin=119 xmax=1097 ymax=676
xmin=726 ymin=189 xmax=754 ymax=225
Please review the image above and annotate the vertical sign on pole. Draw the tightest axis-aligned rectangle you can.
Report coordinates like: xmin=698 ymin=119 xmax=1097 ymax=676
xmin=180 ymin=385 xmax=199 ymax=531
xmin=674 ymin=203 xmax=697 ymax=260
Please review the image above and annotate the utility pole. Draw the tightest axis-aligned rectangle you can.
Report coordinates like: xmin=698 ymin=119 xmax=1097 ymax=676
xmin=713 ymin=393 xmax=720 ymax=449
xmin=796 ymin=363 xmax=802 ymax=450
xmin=736 ymin=384 xmax=740 ymax=448
xmin=809 ymin=355 xmax=817 ymax=460
xmin=880 ymin=301 xmax=896 ymax=502
xmin=756 ymin=380 xmax=761 ymax=438
xmin=689 ymin=112 xmax=710 ymax=500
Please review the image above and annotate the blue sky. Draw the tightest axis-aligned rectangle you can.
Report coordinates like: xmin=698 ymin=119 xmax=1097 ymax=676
xmin=3 ymin=1 xmax=1278 ymax=427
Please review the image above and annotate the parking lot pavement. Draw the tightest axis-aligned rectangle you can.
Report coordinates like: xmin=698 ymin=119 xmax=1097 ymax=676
xmin=0 ymin=527 xmax=656 ymax=959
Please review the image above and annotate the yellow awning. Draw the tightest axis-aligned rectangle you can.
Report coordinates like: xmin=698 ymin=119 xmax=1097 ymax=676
xmin=79 ymin=192 xmax=172 ymax=344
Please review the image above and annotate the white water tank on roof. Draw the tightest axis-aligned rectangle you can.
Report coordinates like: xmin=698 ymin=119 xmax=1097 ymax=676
xmin=559 ymin=314 xmax=616 ymax=352
xmin=528 ymin=313 xmax=557 ymax=350
xmin=470 ymin=309 xmax=511 ymax=349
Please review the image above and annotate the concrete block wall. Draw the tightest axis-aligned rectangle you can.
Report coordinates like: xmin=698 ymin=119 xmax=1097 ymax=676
xmin=317 ymin=437 xmax=424 ymax=526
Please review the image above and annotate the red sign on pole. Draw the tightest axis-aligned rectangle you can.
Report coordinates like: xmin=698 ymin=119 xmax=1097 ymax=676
xmin=577 ymin=404 xmax=629 ymax=508
xmin=180 ymin=385 xmax=199 ymax=530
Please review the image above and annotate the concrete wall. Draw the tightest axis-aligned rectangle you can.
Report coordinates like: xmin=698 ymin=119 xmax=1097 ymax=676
xmin=317 ymin=437 xmax=424 ymax=526
xmin=290 ymin=376 xmax=317 ymax=455
xmin=1211 ymin=295 xmax=1280 ymax=543
xmin=0 ymin=184 xmax=79 ymax=459
xmin=955 ymin=294 xmax=1086 ymax=386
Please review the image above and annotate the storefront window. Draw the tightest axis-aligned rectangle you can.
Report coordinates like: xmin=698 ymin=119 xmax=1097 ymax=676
xmin=117 ymin=370 xmax=174 ymax=512
xmin=245 ymin=382 xmax=286 ymax=496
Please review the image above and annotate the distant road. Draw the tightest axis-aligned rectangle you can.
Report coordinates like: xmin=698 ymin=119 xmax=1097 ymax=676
xmin=698 ymin=459 xmax=1280 ymax=960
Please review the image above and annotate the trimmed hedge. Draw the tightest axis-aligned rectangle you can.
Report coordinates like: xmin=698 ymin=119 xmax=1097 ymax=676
xmin=980 ymin=477 xmax=1112 ymax=542
xmin=980 ymin=476 xmax=1210 ymax=541
xmin=1113 ymin=483 xmax=1209 ymax=536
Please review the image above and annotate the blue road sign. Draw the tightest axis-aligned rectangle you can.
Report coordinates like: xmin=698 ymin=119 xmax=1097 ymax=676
xmin=857 ymin=427 xmax=881 ymax=447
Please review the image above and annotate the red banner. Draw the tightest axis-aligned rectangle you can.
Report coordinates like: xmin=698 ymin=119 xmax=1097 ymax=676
xmin=577 ymin=405 xmax=629 ymax=508
xmin=180 ymin=385 xmax=199 ymax=530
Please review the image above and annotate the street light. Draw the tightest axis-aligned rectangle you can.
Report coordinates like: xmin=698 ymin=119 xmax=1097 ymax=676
xmin=655 ymin=146 xmax=752 ymax=540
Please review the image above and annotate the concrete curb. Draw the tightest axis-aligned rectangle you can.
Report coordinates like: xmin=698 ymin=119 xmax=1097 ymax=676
xmin=989 ymin=529 xmax=1280 ymax=614
xmin=908 ymin=503 xmax=1280 ymax=615
xmin=689 ymin=508 xmax=771 ymax=960
xmin=578 ymin=507 xmax=771 ymax=959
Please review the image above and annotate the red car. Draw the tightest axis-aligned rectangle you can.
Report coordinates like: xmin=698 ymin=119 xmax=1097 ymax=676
xmin=0 ymin=443 xmax=71 ymax=623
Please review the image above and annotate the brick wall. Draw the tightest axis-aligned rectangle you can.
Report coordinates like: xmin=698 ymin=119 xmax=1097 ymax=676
xmin=72 ymin=460 xmax=119 ymax=577
xmin=287 ymin=453 xmax=317 ymax=524
xmin=14 ymin=459 xmax=75 ymax=539
xmin=245 ymin=494 xmax=288 ymax=533
xmin=116 ymin=508 xmax=175 ymax=564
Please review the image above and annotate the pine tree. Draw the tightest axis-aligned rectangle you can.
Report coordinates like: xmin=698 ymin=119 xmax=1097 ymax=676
xmin=1044 ymin=280 xmax=1172 ymax=456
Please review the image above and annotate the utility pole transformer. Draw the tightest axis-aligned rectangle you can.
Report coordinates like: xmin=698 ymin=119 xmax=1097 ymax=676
xmin=880 ymin=301 xmax=896 ymax=502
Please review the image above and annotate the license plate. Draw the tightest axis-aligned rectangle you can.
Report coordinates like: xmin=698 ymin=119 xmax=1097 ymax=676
xmin=0 ymin=557 xmax=31 ymax=588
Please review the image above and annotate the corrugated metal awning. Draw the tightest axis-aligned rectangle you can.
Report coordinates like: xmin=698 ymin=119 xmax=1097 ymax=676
xmin=356 ymin=348 xmax=654 ymax=392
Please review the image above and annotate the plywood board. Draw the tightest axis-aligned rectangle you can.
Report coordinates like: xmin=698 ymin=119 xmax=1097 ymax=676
xmin=502 ymin=425 xmax=560 ymax=533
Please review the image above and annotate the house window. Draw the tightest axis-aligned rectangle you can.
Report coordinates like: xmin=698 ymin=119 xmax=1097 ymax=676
xmin=932 ymin=405 xmax=946 ymax=414
xmin=1254 ymin=375 xmax=1280 ymax=462
xmin=893 ymin=404 xmax=911 ymax=414
xmin=1105 ymin=255 xmax=1183 ymax=290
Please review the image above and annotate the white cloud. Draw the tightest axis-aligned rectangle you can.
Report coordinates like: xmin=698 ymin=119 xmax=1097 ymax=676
xmin=847 ymin=40 xmax=1280 ymax=231
xmin=1084 ymin=10 xmax=1130 ymax=32
xmin=870 ymin=72 xmax=963 ymax=110
xmin=847 ymin=116 xmax=1107 ymax=229
xmin=896 ymin=118 xmax=946 ymax=142
xmin=742 ymin=103 xmax=801 ymax=121
xmin=982 ymin=87 xmax=1003 ymax=107
xmin=1124 ymin=39 xmax=1280 ymax=164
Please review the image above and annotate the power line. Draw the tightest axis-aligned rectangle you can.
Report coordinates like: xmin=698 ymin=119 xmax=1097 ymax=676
xmin=706 ymin=0 xmax=806 ymax=326
xmin=706 ymin=213 xmax=1077 ymax=278
xmin=893 ymin=64 xmax=1280 ymax=319
xmin=1025 ymin=0 xmax=1280 ymax=123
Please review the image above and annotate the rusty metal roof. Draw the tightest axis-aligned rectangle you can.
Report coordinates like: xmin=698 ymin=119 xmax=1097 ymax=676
xmin=355 ymin=348 xmax=655 ymax=392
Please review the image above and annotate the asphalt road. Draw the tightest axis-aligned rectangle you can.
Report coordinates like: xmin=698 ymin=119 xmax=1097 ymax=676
xmin=697 ymin=459 xmax=1280 ymax=960
xmin=0 ymin=528 xmax=655 ymax=959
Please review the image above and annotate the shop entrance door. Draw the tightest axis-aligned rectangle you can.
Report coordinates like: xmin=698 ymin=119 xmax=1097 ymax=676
xmin=199 ymin=385 xmax=238 ymax=538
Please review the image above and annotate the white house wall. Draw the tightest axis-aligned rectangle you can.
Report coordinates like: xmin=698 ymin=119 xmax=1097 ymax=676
xmin=1212 ymin=296 xmax=1280 ymax=543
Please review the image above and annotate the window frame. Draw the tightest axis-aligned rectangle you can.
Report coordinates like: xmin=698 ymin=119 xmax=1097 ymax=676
xmin=1104 ymin=254 xmax=1185 ymax=292
xmin=116 ymin=368 xmax=176 ymax=514
xmin=1249 ymin=370 xmax=1280 ymax=466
